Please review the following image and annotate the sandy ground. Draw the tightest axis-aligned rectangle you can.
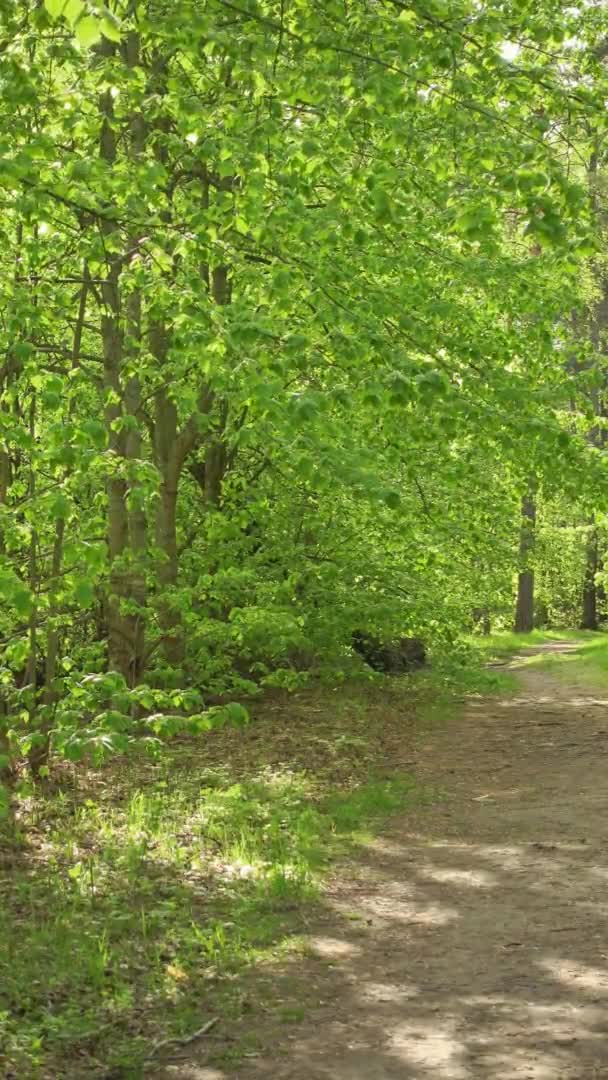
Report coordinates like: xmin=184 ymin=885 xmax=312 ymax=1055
xmin=161 ymin=644 xmax=608 ymax=1080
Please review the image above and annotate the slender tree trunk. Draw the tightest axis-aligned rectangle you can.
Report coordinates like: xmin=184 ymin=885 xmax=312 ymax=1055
xmin=514 ymin=493 xmax=536 ymax=633
xmin=99 ymin=40 xmax=147 ymax=685
xmin=0 ymin=390 xmax=11 ymax=790
xmin=150 ymin=319 xmax=185 ymax=668
xmin=99 ymin=65 xmax=130 ymax=680
xmin=156 ymin=471 xmax=182 ymax=667
xmin=581 ymin=148 xmax=608 ymax=631
xmin=124 ymin=312 xmax=147 ymax=681
xmin=0 ymin=224 xmax=23 ymax=798
xmin=123 ymin=31 xmax=147 ymax=681
xmin=581 ymin=518 xmax=599 ymax=630
xmin=149 ymin=263 xmax=230 ymax=667
xmin=39 ymin=272 xmax=89 ymax=752
xmin=102 ymin=288 xmax=133 ymax=680
xmin=26 ymin=396 xmax=44 ymax=777
xmin=28 ymin=517 xmax=63 ymax=779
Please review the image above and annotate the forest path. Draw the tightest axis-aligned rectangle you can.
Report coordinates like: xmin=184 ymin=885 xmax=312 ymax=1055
xmin=165 ymin=644 xmax=608 ymax=1080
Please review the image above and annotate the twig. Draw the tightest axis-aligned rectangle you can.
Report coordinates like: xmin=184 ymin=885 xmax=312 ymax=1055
xmin=144 ymin=1018 xmax=219 ymax=1061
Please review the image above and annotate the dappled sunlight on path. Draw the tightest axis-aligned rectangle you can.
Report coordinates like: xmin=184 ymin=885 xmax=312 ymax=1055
xmin=163 ymin=646 xmax=608 ymax=1080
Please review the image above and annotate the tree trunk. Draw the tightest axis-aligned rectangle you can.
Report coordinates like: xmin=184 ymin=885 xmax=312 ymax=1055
xmin=102 ymin=295 xmax=133 ymax=680
xmin=122 ymin=34 xmax=148 ymax=683
xmin=26 ymin=396 xmax=45 ymax=777
xmin=37 ymin=272 xmax=90 ymax=767
xmin=99 ymin=41 xmax=147 ymax=685
xmin=29 ymin=517 xmax=63 ymax=779
xmin=156 ymin=473 xmax=183 ymax=667
xmin=149 ymin=319 xmax=186 ymax=668
xmin=581 ymin=518 xmax=600 ymax=630
xmin=149 ymin=262 xmax=231 ymax=667
xmin=514 ymin=493 xmax=536 ymax=633
xmin=124 ymin=302 xmax=147 ymax=683
xmin=0 ymin=386 xmax=11 ymax=791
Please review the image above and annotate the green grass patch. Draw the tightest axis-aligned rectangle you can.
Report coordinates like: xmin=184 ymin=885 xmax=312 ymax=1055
xmin=0 ymin=683 xmax=430 ymax=1079
xmin=466 ymin=628 xmax=598 ymax=660
xmin=518 ymin=631 xmax=608 ymax=687
xmin=0 ymin=647 xmax=522 ymax=1078
xmin=463 ymin=628 xmax=608 ymax=689
xmin=407 ymin=650 xmax=521 ymax=702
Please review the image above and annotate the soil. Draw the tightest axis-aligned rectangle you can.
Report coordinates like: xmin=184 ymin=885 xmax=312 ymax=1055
xmin=159 ymin=644 xmax=608 ymax=1080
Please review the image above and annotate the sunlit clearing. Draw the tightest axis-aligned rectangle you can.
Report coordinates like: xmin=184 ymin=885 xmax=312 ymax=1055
xmin=525 ymin=999 xmax=604 ymax=1036
xmin=540 ymin=956 xmax=608 ymax=993
xmin=390 ymin=1019 xmax=466 ymax=1077
xmin=310 ymin=936 xmax=361 ymax=959
xmin=419 ymin=865 xmax=498 ymax=888
xmin=359 ymin=980 xmax=419 ymax=1003
xmin=479 ymin=1047 xmax=576 ymax=1079
xmin=364 ymin=836 xmax=408 ymax=857
xmin=360 ymin=891 xmax=460 ymax=926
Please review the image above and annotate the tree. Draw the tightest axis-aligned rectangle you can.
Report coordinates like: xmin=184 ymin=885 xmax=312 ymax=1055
xmin=0 ymin=0 xmax=606 ymax=783
xmin=514 ymin=492 xmax=537 ymax=634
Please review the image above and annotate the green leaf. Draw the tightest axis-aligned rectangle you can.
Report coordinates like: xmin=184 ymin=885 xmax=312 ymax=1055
xmin=382 ymin=490 xmax=401 ymax=510
xmin=74 ymin=580 xmax=95 ymax=607
xmin=101 ymin=12 xmax=122 ymax=42
xmin=13 ymin=588 xmax=33 ymax=617
xmin=224 ymin=702 xmax=250 ymax=726
xmin=63 ymin=0 xmax=84 ymax=26
xmin=44 ymin=0 xmax=67 ymax=16
xmin=75 ymin=14 xmax=102 ymax=47
xmin=50 ymin=493 xmax=70 ymax=520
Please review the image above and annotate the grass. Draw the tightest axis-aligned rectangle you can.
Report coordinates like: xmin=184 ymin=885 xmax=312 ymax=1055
xmin=0 ymin=682 xmax=430 ymax=1078
xmin=466 ymin=626 xmax=608 ymax=688
xmin=0 ymin=655 xmax=521 ymax=1078
xmin=422 ymin=655 xmax=520 ymax=697
xmin=467 ymin=627 xmax=594 ymax=658
xmin=518 ymin=631 xmax=608 ymax=687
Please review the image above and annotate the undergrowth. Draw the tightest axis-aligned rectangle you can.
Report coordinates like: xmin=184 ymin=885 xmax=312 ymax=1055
xmin=467 ymin=627 xmax=600 ymax=658
xmin=0 ymin=681 xmax=430 ymax=1078
xmin=465 ymin=627 xmax=608 ymax=688
xmin=517 ymin=630 xmax=608 ymax=686
xmin=0 ymin=655 xmax=513 ymax=1078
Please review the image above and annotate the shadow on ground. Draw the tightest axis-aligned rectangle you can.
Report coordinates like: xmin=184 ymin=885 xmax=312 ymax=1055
xmin=166 ymin=647 xmax=608 ymax=1080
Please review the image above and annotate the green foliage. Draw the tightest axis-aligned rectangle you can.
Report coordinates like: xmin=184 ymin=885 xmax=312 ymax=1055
xmin=5 ymin=3 xmax=608 ymax=1071
xmin=0 ymin=0 xmax=607 ymax=776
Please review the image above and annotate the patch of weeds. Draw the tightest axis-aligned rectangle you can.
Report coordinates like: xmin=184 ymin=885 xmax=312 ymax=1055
xmin=521 ymin=631 xmax=608 ymax=686
xmin=6 ymin=649 xmax=509 ymax=1077
xmin=410 ymin=656 xmax=519 ymax=702
xmin=278 ymin=1005 xmax=306 ymax=1023
xmin=466 ymin=628 xmax=599 ymax=660
xmin=323 ymin=776 xmax=422 ymax=839
xmin=1 ymin=727 xmax=426 ymax=1076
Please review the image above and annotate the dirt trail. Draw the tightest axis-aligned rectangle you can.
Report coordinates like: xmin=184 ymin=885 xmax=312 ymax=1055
xmin=166 ymin=644 xmax=608 ymax=1080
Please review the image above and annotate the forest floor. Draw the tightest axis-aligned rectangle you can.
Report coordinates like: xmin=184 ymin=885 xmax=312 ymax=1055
xmin=159 ymin=641 xmax=608 ymax=1080
xmin=4 ymin=637 xmax=608 ymax=1079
